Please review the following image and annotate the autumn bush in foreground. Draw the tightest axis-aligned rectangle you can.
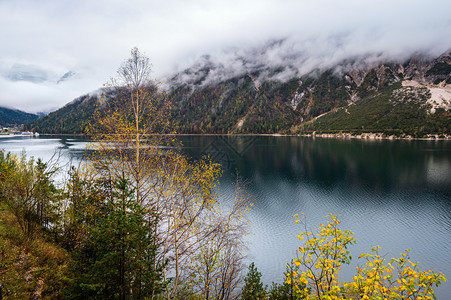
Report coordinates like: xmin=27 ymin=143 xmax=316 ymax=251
xmin=287 ymin=214 xmax=446 ymax=300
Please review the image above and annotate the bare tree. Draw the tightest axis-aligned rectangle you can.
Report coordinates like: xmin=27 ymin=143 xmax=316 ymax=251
xmin=116 ymin=47 xmax=153 ymax=203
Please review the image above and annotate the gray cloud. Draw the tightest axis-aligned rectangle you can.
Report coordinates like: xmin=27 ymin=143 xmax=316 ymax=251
xmin=7 ymin=63 xmax=50 ymax=83
xmin=0 ymin=0 xmax=450 ymax=112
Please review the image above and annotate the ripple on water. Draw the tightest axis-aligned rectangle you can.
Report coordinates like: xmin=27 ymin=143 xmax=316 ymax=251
xmin=2 ymin=135 xmax=450 ymax=298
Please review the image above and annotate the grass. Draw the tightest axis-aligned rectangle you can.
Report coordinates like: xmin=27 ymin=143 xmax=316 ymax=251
xmin=0 ymin=202 xmax=71 ymax=299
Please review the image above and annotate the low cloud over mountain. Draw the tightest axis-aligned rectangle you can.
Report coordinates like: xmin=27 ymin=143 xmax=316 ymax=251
xmin=1 ymin=0 xmax=450 ymax=113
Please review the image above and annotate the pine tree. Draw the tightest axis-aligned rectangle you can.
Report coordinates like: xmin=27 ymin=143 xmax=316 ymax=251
xmin=70 ymin=176 xmax=164 ymax=299
xmin=242 ymin=262 xmax=266 ymax=299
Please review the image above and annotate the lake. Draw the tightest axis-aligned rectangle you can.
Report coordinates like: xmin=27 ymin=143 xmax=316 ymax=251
xmin=1 ymin=135 xmax=450 ymax=298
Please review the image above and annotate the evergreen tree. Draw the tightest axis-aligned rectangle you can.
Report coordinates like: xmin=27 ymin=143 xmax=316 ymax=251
xmin=69 ymin=176 xmax=164 ymax=299
xmin=268 ymin=262 xmax=300 ymax=300
xmin=241 ymin=262 xmax=266 ymax=300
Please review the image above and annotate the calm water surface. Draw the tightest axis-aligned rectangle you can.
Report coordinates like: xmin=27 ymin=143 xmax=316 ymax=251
xmin=1 ymin=135 xmax=450 ymax=298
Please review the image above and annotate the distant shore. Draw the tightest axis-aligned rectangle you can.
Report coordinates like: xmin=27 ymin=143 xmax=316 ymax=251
xmin=22 ymin=132 xmax=451 ymax=141
xmin=298 ymin=132 xmax=451 ymax=140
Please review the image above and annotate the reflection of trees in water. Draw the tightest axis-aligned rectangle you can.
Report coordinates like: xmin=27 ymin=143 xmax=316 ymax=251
xmin=297 ymin=138 xmax=451 ymax=193
xmin=180 ymin=136 xmax=451 ymax=194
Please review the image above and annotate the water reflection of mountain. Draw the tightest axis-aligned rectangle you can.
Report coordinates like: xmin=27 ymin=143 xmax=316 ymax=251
xmin=179 ymin=136 xmax=451 ymax=195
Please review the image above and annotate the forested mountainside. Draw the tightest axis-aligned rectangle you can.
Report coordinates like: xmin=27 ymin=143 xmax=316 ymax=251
xmin=0 ymin=106 xmax=39 ymax=127
xmin=27 ymin=94 xmax=99 ymax=134
xmin=27 ymin=51 xmax=451 ymax=136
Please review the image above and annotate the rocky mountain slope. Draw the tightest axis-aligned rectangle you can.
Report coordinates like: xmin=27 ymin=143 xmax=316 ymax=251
xmin=27 ymin=50 xmax=450 ymax=136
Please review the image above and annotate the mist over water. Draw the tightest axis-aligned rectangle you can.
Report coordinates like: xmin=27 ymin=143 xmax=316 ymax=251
xmin=1 ymin=135 xmax=450 ymax=297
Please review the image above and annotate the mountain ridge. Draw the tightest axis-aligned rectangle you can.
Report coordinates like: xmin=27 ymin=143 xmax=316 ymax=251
xmin=0 ymin=107 xmax=39 ymax=127
xmin=26 ymin=50 xmax=451 ymax=136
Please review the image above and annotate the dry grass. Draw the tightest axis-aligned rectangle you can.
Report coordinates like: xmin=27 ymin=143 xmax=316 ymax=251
xmin=0 ymin=202 xmax=71 ymax=299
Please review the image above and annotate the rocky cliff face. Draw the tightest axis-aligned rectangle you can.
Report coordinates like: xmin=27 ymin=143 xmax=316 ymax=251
xmin=292 ymin=51 xmax=449 ymax=117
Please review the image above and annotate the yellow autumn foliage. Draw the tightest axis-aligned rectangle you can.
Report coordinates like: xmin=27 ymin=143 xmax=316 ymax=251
xmin=287 ymin=214 xmax=446 ymax=300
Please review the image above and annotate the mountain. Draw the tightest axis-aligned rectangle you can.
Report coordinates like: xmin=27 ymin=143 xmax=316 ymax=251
xmin=28 ymin=94 xmax=99 ymax=134
xmin=0 ymin=107 xmax=39 ymax=127
xmin=57 ymin=71 xmax=76 ymax=84
xmin=27 ymin=51 xmax=451 ymax=136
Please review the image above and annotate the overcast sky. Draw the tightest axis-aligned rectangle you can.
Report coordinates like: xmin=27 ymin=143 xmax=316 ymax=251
xmin=1 ymin=0 xmax=450 ymax=113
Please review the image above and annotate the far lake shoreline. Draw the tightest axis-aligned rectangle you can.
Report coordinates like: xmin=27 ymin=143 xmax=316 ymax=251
xmin=14 ymin=132 xmax=451 ymax=141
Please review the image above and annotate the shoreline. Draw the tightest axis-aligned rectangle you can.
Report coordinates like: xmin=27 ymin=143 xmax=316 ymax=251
xmin=34 ymin=132 xmax=451 ymax=141
xmin=298 ymin=132 xmax=451 ymax=141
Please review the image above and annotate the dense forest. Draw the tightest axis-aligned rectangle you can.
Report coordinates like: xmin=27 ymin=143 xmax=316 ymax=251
xmin=0 ymin=107 xmax=38 ymax=127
